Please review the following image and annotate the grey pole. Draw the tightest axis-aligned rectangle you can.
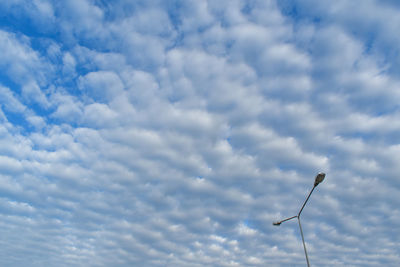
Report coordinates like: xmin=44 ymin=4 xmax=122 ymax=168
xmin=298 ymin=217 xmax=310 ymax=267
xmin=272 ymin=172 xmax=326 ymax=266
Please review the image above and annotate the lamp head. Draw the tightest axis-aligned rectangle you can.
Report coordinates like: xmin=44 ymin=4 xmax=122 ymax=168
xmin=273 ymin=221 xmax=281 ymax=226
xmin=314 ymin=172 xmax=326 ymax=186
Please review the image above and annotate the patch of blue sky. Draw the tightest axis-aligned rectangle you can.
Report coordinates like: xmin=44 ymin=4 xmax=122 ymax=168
xmin=166 ymin=0 xmax=184 ymax=28
xmin=242 ymin=218 xmax=254 ymax=228
xmin=276 ymin=0 xmax=322 ymax=26
xmin=0 ymin=10 xmax=53 ymax=37
xmin=276 ymin=1 xmax=300 ymax=20
xmin=0 ymin=111 xmax=28 ymax=130
xmin=240 ymin=1 xmax=255 ymax=16
xmin=0 ymin=74 xmax=20 ymax=96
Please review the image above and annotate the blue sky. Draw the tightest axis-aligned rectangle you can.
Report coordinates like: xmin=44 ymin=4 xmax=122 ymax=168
xmin=0 ymin=0 xmax=400 ymax=266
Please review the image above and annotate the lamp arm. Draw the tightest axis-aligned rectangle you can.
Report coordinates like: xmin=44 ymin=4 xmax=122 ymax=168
xmin=273 ymin=215 xmax=297 ymax=226
xmin=298 ymin=185 xmax=316 ymax=217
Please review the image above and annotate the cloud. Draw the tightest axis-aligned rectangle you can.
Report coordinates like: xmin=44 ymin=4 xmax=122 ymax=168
xmin=0 ymin=85 xmax=27 ymax=113
xmin=0 ymin=0 xmax=399 ymax=266
xmin=0 ymin=30 xmax=48 ymax=85
xmin=78 ymin=71 xmax=125 ymax=103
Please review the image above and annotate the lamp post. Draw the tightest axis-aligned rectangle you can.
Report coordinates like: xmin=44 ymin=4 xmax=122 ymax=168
xmin=273 ymin=172 xmax=326 ymax=267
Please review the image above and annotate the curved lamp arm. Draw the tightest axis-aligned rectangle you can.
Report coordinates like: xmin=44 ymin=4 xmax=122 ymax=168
xmin=273 ymin=215 xmax=297 ymax=226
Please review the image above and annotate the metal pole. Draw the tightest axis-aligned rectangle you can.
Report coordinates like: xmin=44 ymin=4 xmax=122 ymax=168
xmin=298 ymin=216 xmax=310 ymax=267
xmin=273 ymin=173 xmax=325 ymax=266
xmin=298 ymin=185 xmax=316 ymax=217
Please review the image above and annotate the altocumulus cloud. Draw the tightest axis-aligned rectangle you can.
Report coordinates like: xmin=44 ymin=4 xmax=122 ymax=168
xmin=0 ymin=0 xmax=399 ymax=266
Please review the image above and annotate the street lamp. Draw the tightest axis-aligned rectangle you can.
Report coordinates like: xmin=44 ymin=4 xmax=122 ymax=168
xmin=273 ymin=172 xmax=326 ymax=267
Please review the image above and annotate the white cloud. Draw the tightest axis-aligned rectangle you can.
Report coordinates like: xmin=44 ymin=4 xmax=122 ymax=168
xmin=21 ymin=80 xmax=49 ymax=108
xmin=0 ymin=1 xmax=399 ymax=266
xmin=78 ymin=71 xmax=124 ymax=103
xmin=0 ymin=86 xmax=26 ymax=113
xmin=82 ymin=103 xmax=118 ymax=128
xmin=0 ymin=30 xmax=48 ymax=85
xmin=50 ymin=93 xmax=83 ymax=122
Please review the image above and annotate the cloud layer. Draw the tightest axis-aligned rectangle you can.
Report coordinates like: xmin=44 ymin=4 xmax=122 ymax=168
xmin=0 ymin=0 xmax=399 ymax=266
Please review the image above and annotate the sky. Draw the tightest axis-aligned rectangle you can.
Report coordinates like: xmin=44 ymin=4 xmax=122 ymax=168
xmin=0 ymin=0 xmax=400 ymax=266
